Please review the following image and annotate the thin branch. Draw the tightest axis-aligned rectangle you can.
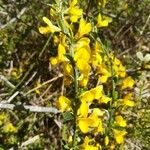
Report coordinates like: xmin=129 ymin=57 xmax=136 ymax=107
xmin=21 ymin=135 xmax=41 ymax=147
xmin=25 ymin=74 xmax=63 ymax=96
xmin=0 ymin=103 xmax=59 ymax=114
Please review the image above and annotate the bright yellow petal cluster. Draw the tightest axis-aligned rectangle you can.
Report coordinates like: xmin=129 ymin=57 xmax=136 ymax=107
xmin=115 ymin=115 xmax=127 ymax=127
xmin=99 ymin=95 xmax=111 ymax=104
xmin=91 ymin=41 xmax=102 ymax=67
xmin=68 ymin=0 xmax=83 ymax=22
xmin=56 ymin=96 xmax=71 ymax=112
xmin=80 ymin=85 xmax=103 ymax=102
xmin=76 ymin=18 xmax=92 ymax=39
xmin=97 ymin=64 xmax=111 ymax=83
xmin=80 ymin=136 xmax=101 ymax=150
xmin=78 ymin=108 xmax=103 ymax=133
xmin=74 ymin=37 xmax=91 ymax=86
xmin=113 ymin=129 xmax=127 ymax=144
xmin=121 ymin=76 xmax=135 ymax=89
xmin=122 ymin=93 xmax=135 ymax=107
xmin=39 ymin=17 xmax=61 ymax=34
xmin=50 ymin=43 xmax=67 ymax=65
xmin=97 ymin=14 xmax=112 ymax=28
xmin=113 ymin=57 xmax=126 ymax=78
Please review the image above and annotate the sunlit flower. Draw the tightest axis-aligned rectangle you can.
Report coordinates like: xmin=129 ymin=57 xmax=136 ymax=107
xmin=56 ymin=96 xmax=71 ymax=112
xmin=68 ymin=0 xmax=83 ymax=22
xmin=115 ymin=115 xmax=127 ymax=127
xmin=105 ymin=136 xmax=109 ymax=146
xmin=76 ymin=18 xmax=92 ymax=39
xmin=39 ymin=17 xmax=61 ymax=34
xmin=97 ymin=64 xmax=111 ymax=83
xmin=121 ymin=76 xmax=135 ymax=89
xmin=80 ymin=85 xmax=103 ymax=102
xmin=97 ymin=14 xmax=112 ymax=28
xmin=80 ymin=136 xmax=101 ymax=150
xmin=122 ymin=93 xmax=135 ymax=107
xmin=113 ymin=129 xmax=127 ymax=144
xmin=99 ymin=95 xmax=111 ymax=104
xmin=78 ymin=101 xmax=89 ymax=117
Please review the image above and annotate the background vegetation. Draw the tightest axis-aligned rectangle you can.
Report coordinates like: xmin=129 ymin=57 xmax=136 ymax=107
xmin=0 ymin=0 xmax=150 ymax=149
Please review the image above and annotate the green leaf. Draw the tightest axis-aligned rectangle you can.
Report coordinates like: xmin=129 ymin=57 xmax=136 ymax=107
xmin=63 ymin=112 xmax=74 ymax=123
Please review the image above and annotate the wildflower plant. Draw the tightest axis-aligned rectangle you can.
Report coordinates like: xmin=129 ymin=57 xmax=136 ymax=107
xmin=38 ymin=0 xmax=135 ymax=149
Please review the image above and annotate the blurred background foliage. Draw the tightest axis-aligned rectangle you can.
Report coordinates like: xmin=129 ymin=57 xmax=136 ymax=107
xmin=0 ymin=0 xmax=150 ymax=149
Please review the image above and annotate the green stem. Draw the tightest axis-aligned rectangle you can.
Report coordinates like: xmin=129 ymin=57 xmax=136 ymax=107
xmin=70 ymin=42 xmax=79 ymax=149
xmin=39 ymin=34 xmax=53 ymax=58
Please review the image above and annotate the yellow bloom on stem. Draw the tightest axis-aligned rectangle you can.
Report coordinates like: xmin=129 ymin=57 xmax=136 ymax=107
xmin=78 ymin=108 xmax=103 ymax=133
xmin=121 ymin=76 xmax=135 ymax=89
xmin=115 ymin=115 xmax=127 ymax=127
xmin=39 ymin=17 xmax=61 ymax=34
xmin=122 ymin=93 xmax=135 ymax=107
xmin=76 ymin=60 xmax=91 ymax=73
xmin=78 ymin=118 xmax=93 ymax=133
xmin=58 ymin=43 xmax=66 ymax=62
xmin=78 ymin=101 xmax=89 ymax=117
xmin=80 ymin=136 xmax=101 ymax=150
xmin=76 ymin=37 xmax=90 ymax=49
xmin=74 ymin=46 xmax=91 ymax=62
xmin=97 ymin=14 xmax=112 ymax=28
xmin=105 ymin=136 xmax=109 ymax=146
xmin=56 ymin=96 xmax=71 ymax=112
xmin=50 ymin=43 xmax=67 ymax=65
xmin=113 ymin=129 xmax=127 ymax=144
xmin=99 ymin=95 xmax=111 ymax=104
xmin=78 ymin=74 xmax=89 ymax=87
xmin=63 ymin=62 xmax=73 ymax=76
xmin=80 ymin=85 xmax=103 ymax=102
xmin=76 ymin=18 xmax=92 ymax=39
xmin=97 ymin=65 xmax=111 ymax=83
xmin=68 ymin=0 xmax=83 ymax=22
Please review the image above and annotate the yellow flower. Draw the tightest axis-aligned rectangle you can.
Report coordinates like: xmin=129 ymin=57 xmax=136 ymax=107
xmin=50 ymin=57 xmax=59 ymax=65
xmin=50 ymin=43 xmax=67 ymax=65
xmin=78 ymin=74 xmax=89 ymax=87
xmin=97 ymin=65 xmax=111 ymax=83
xmin=63 ymin=62 xmax=73 ymax=76
xmin=113 ymin=129 xmax=127 ymax=144
xmin=121 ymin=76 xmax=135 ymax=89
xmin=99 ymin=95 xmax=111 ymax=104
xmin=115 ymin=115 xmax=127 ymax=127
xmin=74 ymin=46 xmax=91 ymax=62
xmin=58 ymin=43 xmax=67 ymax=62
xmin=122 ymin=93 xmax=135 ymax=107
xmin=39 ymin=17 xmax=61 ymax=34
xmin=76 ymin=37 xmax=90 ymax=49
xmin=80 ymin=85 xmax=103 ymax=102
xmin=76 ymin=60 xmax=91 ymax=73
xmin=78 ymin=109 xmax=103 ymax=133
xmin=3 ymin=123 xmax=17 ymax=133
xmin=78 ymin=118 xmax=93 ymax=133
xmin=105 ymin=136 xmax=109 ymax=146
xmin=78 ymin=101 xmax=89 ymax=117
xmin=68 ymin=0 xmax=83 ymax=22
xmin=76 ymin=18 xmax=92 ymax=39
xmin=80 ymin=136 xmax=101 ymax=150
xmin=97 ymin=14 xmax=112 ymax=28
xmin=56 ymin=96 xmax=71 ymax=112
